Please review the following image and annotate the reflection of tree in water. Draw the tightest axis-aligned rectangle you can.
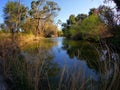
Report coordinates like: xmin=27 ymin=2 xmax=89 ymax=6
xmin=0 ymin=38 xmax=60 ymax=90
xmin=22 ymin=39 xmax=60 ymax=76
xmin=62 ymin=39 xmax=100 ymax=71
xmin=22 ymin=39 xmax=60 ymax=89
xmin=62 ymin=39 xmax=120 ymax=89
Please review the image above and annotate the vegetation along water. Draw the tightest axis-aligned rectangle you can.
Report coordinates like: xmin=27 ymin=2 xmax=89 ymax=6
xmin=0 ymin=0 xmax=120 ymax=90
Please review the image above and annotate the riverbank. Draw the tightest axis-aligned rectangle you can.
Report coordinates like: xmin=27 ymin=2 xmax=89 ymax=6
xmin=0 ymin=33 xmax=45 ymax=46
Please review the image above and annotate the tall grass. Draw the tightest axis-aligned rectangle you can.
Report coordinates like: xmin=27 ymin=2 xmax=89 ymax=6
xmin=0 ymin=38 xmax=51 ymax=90
xmin=97 ymin=41 xmax=120 ymax=90
xmin=0 ymin=37 xmax=119 ymax=90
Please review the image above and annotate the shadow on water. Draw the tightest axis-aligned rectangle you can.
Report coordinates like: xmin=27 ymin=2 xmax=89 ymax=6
xmin=60 ymin=38 xmax=120 ymax=90
xmin=0 ymin=37 xmax=120 ymax=90
xmin=62 ymin=39 xmax=100 ymax=71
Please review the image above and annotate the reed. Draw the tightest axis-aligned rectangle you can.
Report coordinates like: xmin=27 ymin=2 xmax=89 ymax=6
xmin=0 ymin=38 xmax=119 ymax=90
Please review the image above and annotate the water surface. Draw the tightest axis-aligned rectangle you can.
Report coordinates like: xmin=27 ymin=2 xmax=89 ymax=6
xmin=22 ymin=37 xmax=117 ymax=89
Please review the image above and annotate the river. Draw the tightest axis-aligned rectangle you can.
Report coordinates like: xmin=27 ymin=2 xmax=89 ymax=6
xmin=19 ymin=37 xmax=120 ymax=89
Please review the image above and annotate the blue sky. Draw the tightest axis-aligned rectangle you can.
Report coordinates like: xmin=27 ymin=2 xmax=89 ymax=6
xmin=54 ymin=0 xmax=103 ymax=23
xmin=0 ymin=0 xmax=104 ymax=24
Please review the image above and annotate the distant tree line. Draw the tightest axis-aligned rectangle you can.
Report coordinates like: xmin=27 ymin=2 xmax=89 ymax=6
xmin=62 ymin=3 xmax=120 ymax=42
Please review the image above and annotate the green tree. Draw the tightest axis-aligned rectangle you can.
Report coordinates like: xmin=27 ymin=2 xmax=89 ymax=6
xmin=62 ymin=13 xmax=88 ymax=39
xmin=67 ymin=14 xmax=76 ymax=25
xmin=76 ymin=14 xmax=88 ymax=23
xmin=79 ymin=14 xmax=107 ymax=41
xmin=3 ymin=1 xmax=28 ymax=39
xmin=29 ymin=0 xmax=60 ymax=37
xmin=62 ymin=23 xmax=71 ymax=38
xmin=89 ymin=8 xmax=97 ymax=15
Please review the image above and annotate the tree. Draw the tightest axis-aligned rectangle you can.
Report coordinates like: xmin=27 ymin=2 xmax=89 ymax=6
xmin=103 ymin=0 xmax=120 ymax=24
xmin=98 ymin=5 xmax=115 ymax=32
xmin=44 ymin=21 xmax=58 ymax=37
xmin=62 ymin=13 xmax=88 ymax=39
xmin=58 ymin=30 xmax=63 ymax=36
xmin=57 ymin=19 xmax=62 ymax=25
xmin=29 ymin=0 xmax=60 ymax=37
xmin=113 ymin=0 xmax=120 ymax=10
xmin=3 ymin=1 xmax=28 ymax=39
xmin=0 ymin=23 xmax=6 ymax=31
xmin=76 ymin=14 xmax=88 ymax=24
xmin=105 ymin=0 xmax=120 ymax=10
xmin=79 ymin=14 xmax=107 ymax=41
xmin=22 ymin=18 xmax=37 ymax=34
xmin=62 ymin=23 xmax=71 ymax=38
xmin=67 ymin=14 xmax=76 ymax=25
xmin=89 ymin=8 xmax=97 ymax=15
